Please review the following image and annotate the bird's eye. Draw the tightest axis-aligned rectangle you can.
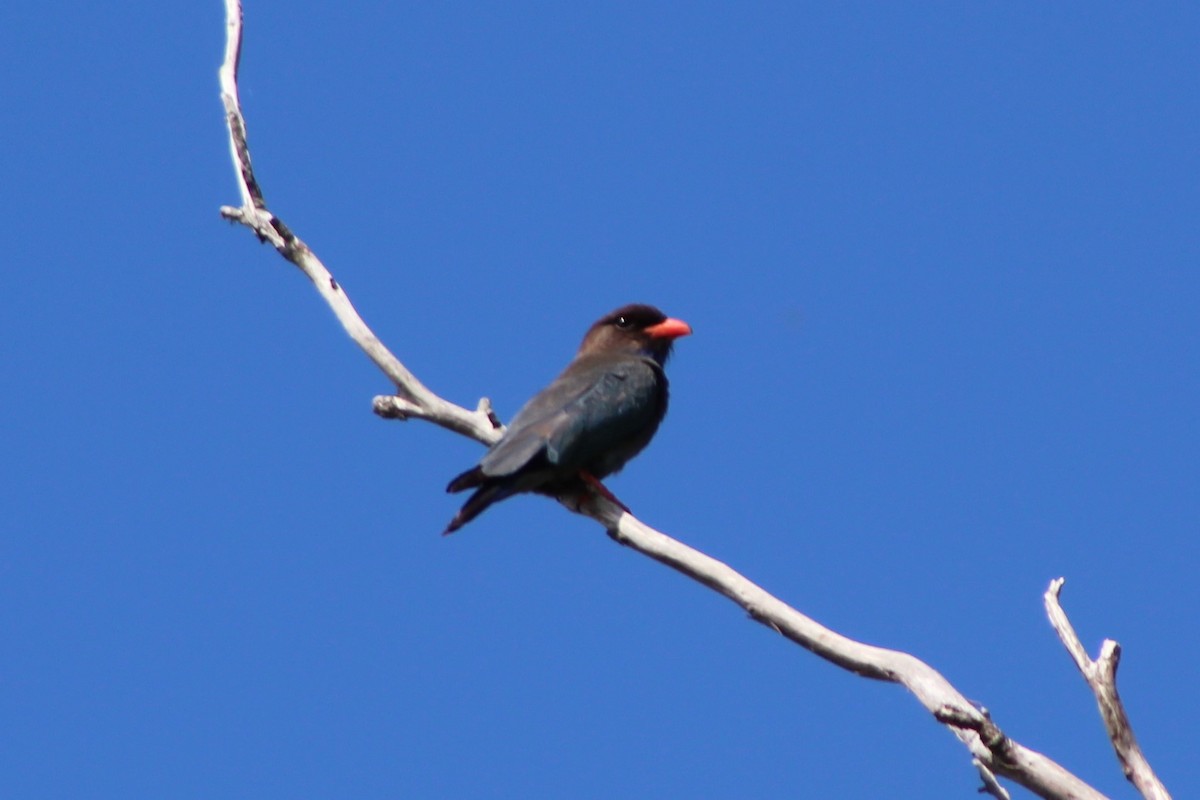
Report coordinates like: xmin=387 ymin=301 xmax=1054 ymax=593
xmin=615 ymin=316 xmax=633 ymax=329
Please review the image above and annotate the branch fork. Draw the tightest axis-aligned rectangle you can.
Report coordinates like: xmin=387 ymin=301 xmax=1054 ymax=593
xmin=1045 ymin=579 xmax=1171 ymax=800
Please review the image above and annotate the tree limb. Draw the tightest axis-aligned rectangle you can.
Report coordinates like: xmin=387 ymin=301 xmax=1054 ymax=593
xmin=218 ymin=0 xmax=499 ymax=444
xmin=1044 ymin=579 xmax=1172 ymax=800
xmin=217 ymin=2 xmax=1161 ymax=797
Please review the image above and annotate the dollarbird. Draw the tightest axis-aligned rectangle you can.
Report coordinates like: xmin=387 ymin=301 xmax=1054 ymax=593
xmin=443 ymin=303 xmax=691 ymax=534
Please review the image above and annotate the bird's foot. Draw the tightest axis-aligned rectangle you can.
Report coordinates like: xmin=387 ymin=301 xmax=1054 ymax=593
xmin=579 ymin=471 xmax=631 ymax=513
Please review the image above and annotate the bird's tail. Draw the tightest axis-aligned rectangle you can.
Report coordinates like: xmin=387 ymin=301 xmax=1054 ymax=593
xmin=446 ymin=466 xmax=485 ymax=494
xmin=444 ymin=467 xmax=520 ymax=535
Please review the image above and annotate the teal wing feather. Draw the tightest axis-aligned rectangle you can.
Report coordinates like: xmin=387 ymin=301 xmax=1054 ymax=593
xmin=480 ymin=355 xmax=663 ymax=478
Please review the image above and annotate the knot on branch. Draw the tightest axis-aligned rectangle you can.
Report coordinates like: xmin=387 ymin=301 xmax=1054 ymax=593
xmin=374 ymin=394 xmax=419 ymax=420
xmin=935 ymin=705 xmax=1016 ymax=767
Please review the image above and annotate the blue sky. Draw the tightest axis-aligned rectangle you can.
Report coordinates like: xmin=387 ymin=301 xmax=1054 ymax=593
xmin=2 ymin=2 xmax=1196 ymax=797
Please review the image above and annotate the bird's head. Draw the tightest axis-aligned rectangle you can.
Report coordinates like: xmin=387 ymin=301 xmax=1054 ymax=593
xmin=578 ymin=303 xmax=693 ymax=366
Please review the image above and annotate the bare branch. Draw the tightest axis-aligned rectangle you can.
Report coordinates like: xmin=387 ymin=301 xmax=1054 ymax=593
xmin=218 ymin=0 xmax=500 ymax=446
xmin=1045 ymin=579 xmax=1171 ymax=800
xmin=217 ymin=3 xmax=1140 ymax=798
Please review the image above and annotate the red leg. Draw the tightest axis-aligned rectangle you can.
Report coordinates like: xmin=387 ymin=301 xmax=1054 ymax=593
xmin=579 ymin=471 xmax=630 ymax=513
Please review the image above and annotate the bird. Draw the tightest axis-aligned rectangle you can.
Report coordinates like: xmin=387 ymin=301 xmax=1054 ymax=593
xmin=443 ymin=303 xmax=692 ymax=534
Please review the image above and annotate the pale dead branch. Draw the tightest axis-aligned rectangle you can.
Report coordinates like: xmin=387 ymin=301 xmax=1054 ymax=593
xmin=217 ymin=2 xmax=1166 ymax=797
xmin=1044 ymin=579 xmax=1171 ymax=800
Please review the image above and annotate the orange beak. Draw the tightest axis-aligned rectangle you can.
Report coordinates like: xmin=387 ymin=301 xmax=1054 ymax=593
xmin=645 ymin=317 xmax=693 ymax=340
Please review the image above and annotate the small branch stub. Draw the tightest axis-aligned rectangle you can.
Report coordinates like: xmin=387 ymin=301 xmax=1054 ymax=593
xmin=973 ymin=759 xmax=1013 ymax=800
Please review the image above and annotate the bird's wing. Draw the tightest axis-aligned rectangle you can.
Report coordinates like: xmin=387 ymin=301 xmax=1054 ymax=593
xmin=479 ymin=356 xmax=662 ymax=478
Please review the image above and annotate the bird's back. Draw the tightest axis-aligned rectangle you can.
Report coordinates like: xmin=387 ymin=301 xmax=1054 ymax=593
xmin=481 ymin=353 xmax=667 ymax=481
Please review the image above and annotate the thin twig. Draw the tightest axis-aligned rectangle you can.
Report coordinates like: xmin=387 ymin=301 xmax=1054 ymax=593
xmin=217 ymin=0 xmax=501 ymax=443
xmin=974 ymin=758 xmax=1013 ymax=800
xmin=1044 ymin=579 xmax=1171 ymax=800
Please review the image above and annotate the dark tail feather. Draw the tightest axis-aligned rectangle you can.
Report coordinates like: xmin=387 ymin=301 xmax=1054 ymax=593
xmin=443 ymin=481 xmax=519 ymax=535
xmin=447 ymin=465 xmax=485 ymax=494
